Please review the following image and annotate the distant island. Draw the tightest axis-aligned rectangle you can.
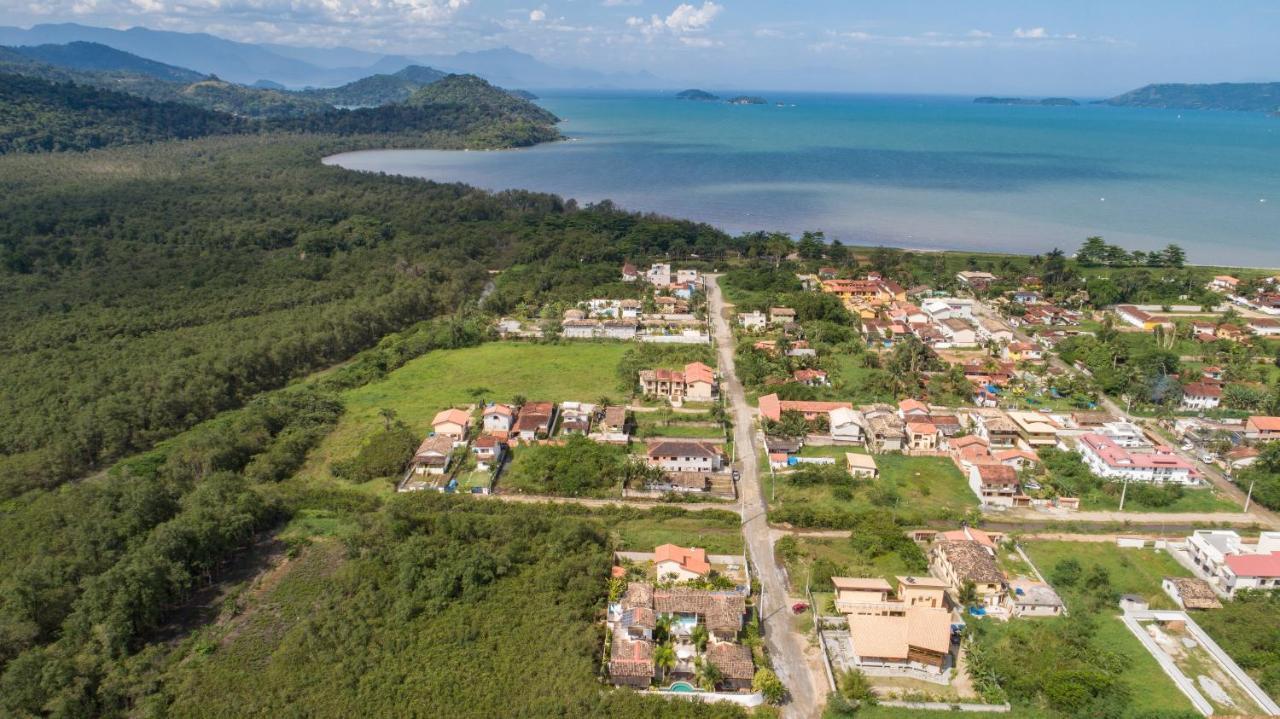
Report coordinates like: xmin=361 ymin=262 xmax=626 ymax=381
xmin=676 ymin=88 xmax=719 ymax=101
xmin=974 ymin=96 xmax=1080 ymax=106
xmin=728 ymin=95 xmax=767 ymax=105
xmin=1102 ymin=82 xmax=1280 ymax=113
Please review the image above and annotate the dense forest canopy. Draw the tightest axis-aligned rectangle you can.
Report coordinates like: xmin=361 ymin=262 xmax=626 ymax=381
xmin=0 ymin=71 xmax=562 ymax=155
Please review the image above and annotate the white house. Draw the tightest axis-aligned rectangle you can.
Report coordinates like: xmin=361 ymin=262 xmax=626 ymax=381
xmin=737 ymin=311 xmax=767 ymax=331
xmin=1249 ymin=318 xmax=1280 ymax=337
xmin=1187 ymin=530 xmax=1280 ymax=597
xmin=938 ymin=318 xmax=977 ymax=346
xmin=977 ymin=318 xmax=1015 ymax=343
xmin=646 ymin=263 xmax=671 ymax=286
xmin=829 ymin=407 xmax=864 ymax=443
xmin=1179 ymin=382 xmax=1222 ymax=411
xmin=1077 ymin=433 xmax=1198 ymax=485
xmin=675 ymin=269 xmax=701 ymax=286
xmin=645 ymin=440 xmax=723 ymax=473
xmin=968 ymin=463 xmax=1022 ymax=507
xmin=482 ymin=403 xmax=516 ymax=433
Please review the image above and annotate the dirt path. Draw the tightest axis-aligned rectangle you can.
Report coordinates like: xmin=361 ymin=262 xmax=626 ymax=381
xmin=707 ymin=274 xmax=827 ymax=718
xmin=478 ymin=492 xmax=732 ymax=512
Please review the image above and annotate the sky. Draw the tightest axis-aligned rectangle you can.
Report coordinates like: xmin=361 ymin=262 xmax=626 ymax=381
xmin=5 ymin=0 xmax=1280 ymax=94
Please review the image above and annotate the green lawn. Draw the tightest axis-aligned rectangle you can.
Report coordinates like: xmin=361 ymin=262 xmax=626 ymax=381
xmin=768 ymin=450 xmax=978 ymax=525
xmin=1021 ymin=540 xmax=1192 ymax=609
xmin=611 ymin=514 xmax=744 ymax=555
xmin=298 ymin=342 xmax=628 ymax=488
xmin=986 ymin=542 xmax=1199 ymax=716
xmin=1076 ymin=485 xmax=1241 ymax=513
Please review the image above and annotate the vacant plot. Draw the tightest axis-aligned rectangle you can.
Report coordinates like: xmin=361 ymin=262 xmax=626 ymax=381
xmin=777 ymin=536 xmax=926 ymax=596
xmin=768 ymin=449 xmax=977 ymax=526
xmin=1078 ymin=485 xmax=1241 ymax=513
xmin=1022 ymin=541 xmax=1191 ymax=609
xmin=611 ymin=513 xmax=744 ymax=555
xmin=298 ymin=342 xmax=628 ymax=487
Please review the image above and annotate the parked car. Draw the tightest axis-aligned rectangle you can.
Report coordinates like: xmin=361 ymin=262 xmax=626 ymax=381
xmin=791 ymin=602 xmax=809 ymax=614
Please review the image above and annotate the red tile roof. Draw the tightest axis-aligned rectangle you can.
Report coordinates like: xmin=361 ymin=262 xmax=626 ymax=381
xmin=654 ymin=544 xmax=711 ymax=576
xmin=1224 ymin=552 xmax=1280 ymax=578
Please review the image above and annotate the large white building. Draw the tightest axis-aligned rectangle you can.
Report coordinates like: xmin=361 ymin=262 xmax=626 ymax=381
xmin=1186 ymin=530 xmax=1280 ymax=597
xmin=1077 ymin=433 xmax=1199 ymax=485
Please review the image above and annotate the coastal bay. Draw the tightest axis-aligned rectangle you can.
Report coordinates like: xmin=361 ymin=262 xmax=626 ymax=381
xmin=326 ymin=90 xmax=1280 ymax=267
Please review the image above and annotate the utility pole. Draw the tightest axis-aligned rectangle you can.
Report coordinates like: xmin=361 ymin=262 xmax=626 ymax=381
xmin=1118 ymin=476 xmax=1129 ymax=511
xmin=1244 ymin=477 xmax=1256 ymax=513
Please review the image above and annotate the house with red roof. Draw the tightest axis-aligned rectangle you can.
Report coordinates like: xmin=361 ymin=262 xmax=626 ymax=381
xmin=967 ymin=463 xmax=1024 ymax=507
xmin=1077 ymin=433 xmax=1198 ymax=485
xmin=654 ymin=544 xmax=711 ymax=582
xmin=432 ymin=408 xmax=471 ymax=442
xmin=1179 ymin=382 xmax=1222 ymax=411
xmin=1245 ymin=416 xmax=1280 ymax=441
xmin=758 ymin=393 xmax=852 ymax=422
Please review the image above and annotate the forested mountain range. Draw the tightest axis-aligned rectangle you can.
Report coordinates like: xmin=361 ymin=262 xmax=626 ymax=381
xmin=1103 ymin=82 xmax=1280 ymax=112
xmin=0 ymin=72 xmax=561 ymax=154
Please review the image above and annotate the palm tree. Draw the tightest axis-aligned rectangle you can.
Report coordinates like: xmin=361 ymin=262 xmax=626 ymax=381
xmin=654 ymin=643 xmax=676 ymax=683
xmin=654 ymin=614 xmax=673 ymax=644
xmin=378 ymin=407 xmax=398 ymax=431
xmin=690 ymin=624 xmax=709 ymax=653
xmin=695 ymin=658 xmax=722 ymax=692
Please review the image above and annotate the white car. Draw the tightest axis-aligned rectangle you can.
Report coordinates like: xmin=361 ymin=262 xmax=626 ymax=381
xmin=1200 ymin=453 xmax=1215 ymax=463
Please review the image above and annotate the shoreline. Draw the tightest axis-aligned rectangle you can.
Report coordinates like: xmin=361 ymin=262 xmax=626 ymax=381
xmin=323 ymin=148 xmax=1280 ymax=272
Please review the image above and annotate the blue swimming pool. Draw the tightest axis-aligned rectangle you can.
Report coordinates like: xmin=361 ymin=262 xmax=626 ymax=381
xmin=668 ymin=682 xmax=697 ymax=693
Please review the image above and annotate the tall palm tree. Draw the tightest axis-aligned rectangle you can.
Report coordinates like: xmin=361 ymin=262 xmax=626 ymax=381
xmin=690 ymin=624 xmax=709 ymax=653
xmin=695 ymin=658 xmax=722 ymax=692
xmin=653 ymin=643 xmax=676 ymax=683
xmin=654 ymin=614 xmax=673 ymax=644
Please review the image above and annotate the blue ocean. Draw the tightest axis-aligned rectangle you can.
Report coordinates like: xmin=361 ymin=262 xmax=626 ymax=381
xmin=325 ymin=91 xmax=1280 ymax=267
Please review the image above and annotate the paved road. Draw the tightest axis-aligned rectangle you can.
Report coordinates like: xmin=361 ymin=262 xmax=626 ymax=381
xmin=970 ymin=300 xmax=1279 ymax=529
xmin=706 ymin=274 xmax=827 ymax=718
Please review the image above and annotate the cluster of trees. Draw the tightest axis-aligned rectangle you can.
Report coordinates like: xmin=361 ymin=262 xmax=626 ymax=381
xmin=1236 ymin=441 xmax=1280 ymax=511
xmin=0 ymin=133 xmax=742 ymax=496
xmin=1076 ymin=236 xmax=1187 ymax=269
xmin=1036 ymin=447 xmax=1186 ymax=509
xmin=775 ymin=515 xmax=927 ymax=595
xmin=0 ymin=71 xmax=562 ymax=155
xmin=502 ymin=435 xmax=652 ymax=496
xmin=0 ymin=383 xmax=348 ymax=711
xmin=5 ymin=492 xmax=763 ymax=717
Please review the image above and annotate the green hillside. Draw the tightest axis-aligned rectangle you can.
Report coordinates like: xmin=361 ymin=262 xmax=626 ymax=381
xmin=0 ymin=73 xmax=246 ymax=153
xmin=298 ymin=65 xmax=447 ymax=106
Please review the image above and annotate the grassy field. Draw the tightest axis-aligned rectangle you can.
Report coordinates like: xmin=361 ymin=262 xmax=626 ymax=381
xmin=297 ymin=342 xmax=628 ymax=489
xmin=778 ymin=536 xmax=924 ymax=594
xmin=1021 ymin=541 xmax=1192 ymax=609
xmin=768 ymin=448 xmax=978 ymax=524
xmin=611 ymin=513 xmax=744 ymax=555
xmin=1076 ymin=485 xmax=1241 ymax=513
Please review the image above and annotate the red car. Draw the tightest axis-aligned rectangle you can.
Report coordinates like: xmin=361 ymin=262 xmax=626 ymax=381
xmin=791 ymin=602 xmax=809 ymax=614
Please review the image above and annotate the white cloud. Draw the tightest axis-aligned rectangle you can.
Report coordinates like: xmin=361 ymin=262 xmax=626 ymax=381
xmin=966 ymin=29 xmax=992 ymax=38
xmin=628 ymin=1 xmax=722 ymax=40
xmin=529 ymin=8 xmax=545 ymax=21
xmin=662 ymin=1 xmax=721 ymax=32
xmin=1013 ymin=26 xmax=1048 ymax=39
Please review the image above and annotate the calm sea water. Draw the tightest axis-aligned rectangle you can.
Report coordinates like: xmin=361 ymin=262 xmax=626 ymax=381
xmin=325 ymin=91 xmax=1280 ymax=267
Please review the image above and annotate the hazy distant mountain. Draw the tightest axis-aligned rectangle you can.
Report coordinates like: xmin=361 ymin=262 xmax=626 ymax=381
xmin=0 ymin=42 xmax=331 ymax=118
xmin=1102 ymin=82 xmax=1280 ymax=112
xmin=413 ymin=46 xmax=662 ymax=89
xmin=0 ymin=23 xmax=328 ymax=86
xmin=0 ymin=24 xmax=665 ymax=89
xmin=10 ymin=41 xmax=205 ymax=83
